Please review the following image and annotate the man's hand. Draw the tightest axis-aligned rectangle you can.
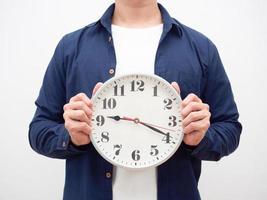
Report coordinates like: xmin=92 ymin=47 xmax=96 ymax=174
xmin=171 ymin=82 xmax=211 ymax=146
xmin=63 ymin=83 xmax=103 ymax=146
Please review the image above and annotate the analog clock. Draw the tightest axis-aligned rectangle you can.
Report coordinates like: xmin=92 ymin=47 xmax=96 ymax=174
xmin=91 ymin=74 xmax=183 ymax=169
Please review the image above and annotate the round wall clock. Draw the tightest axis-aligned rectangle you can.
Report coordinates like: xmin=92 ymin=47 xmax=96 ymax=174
xmin=91 ymin=74 xmax=183 ymax=169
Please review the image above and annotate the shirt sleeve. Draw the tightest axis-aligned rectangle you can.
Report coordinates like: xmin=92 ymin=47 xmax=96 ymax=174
xmin=190 ymin=41 xmax=242 ymax=161
xmin=28 ymin=37 xmax=89 ymax=159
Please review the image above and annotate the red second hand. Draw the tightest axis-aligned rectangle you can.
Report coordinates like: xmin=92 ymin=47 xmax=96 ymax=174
xmin=121 ymin=116 xmax=136 ymax=122
xmin=140 ymin=121 xmax=176 ymax=132
xmin=121 ymin=116 xmax=176 ymax=132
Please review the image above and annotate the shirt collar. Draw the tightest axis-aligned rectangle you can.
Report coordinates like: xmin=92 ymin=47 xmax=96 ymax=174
xmin=99 ymin=3 xmax=182 ymax=38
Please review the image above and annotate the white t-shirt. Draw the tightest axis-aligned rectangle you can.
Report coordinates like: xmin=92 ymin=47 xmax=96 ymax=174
xmin=111 ymin=24 xmax=163 ymax=200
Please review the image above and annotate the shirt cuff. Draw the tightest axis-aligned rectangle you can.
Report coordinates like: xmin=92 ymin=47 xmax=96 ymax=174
xmin=191 ymin=134 xmax=211 ymax=156
xmin=57 ymin=124 xmax=90 ymax=152
xmin=181 ymin=134 xmax=211 ymax=156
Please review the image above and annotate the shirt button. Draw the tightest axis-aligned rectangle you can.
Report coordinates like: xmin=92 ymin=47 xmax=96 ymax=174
xmin=62 ymin=141 xmax=66 ymax=148
xmin=109 ymin=68 xmax=115 ymax=75
xmin=108 ymin=36 xmax=112 ymax=42
xmin=106 ymin=172 xmax=112 ymax=179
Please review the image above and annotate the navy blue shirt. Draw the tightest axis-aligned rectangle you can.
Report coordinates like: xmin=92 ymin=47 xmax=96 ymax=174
xmin=29 ymin=3 xmax=242 ymax=200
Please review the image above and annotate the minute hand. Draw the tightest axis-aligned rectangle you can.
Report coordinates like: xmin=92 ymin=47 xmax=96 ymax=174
xmin=139 ymin=122 xmax=172 ymax=137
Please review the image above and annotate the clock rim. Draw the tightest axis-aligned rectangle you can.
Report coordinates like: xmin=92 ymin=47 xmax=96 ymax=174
xmin=90 ymin=73 xmax=184 ymax=170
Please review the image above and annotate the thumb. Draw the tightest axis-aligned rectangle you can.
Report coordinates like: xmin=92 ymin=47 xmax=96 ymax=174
xmin=92 ymin=82 xmax=103 ymax=95
xmin=171 ymin=82 xmax=181 ymax=94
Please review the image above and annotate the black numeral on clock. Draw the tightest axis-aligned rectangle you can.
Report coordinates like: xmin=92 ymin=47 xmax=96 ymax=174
xmin=101 ymin=131 xmax=109 ymax=143
xmin=114 ymin=85 xmax=125 ymax=96
xmin=150 ymin=145 xmax=159 ymax=156
xmin=131 ymin=150 xmax=141 ymax=161
xmin=102 ymin=98 xmax=116 ymax=109
xmin=162 ymin=132 xmax=170 ymax=144
xmin=131 ymin=80 xmax=144 ymax=92
xmin=164 ymin=98 xmax=172 ymax=109
xmin=96 ymin=115 xmax=105 ymax=126
xmin=168 ymin=115 xmax=177 ymax=127
xmin=113 ymin=144 xmax=122 ymax=156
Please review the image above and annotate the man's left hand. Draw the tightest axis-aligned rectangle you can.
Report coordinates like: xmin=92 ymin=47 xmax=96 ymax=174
xmin=171 ymin=82 xmax=211 ymax=146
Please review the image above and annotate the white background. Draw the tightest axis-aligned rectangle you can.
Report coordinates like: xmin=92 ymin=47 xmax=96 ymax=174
xmin=1 ymin=0 xmax=267 ymax=199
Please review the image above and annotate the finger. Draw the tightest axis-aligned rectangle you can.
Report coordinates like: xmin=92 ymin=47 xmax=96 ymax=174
xmin=181 ymin=93 xmax=202 ymax=108
xmin=181 ymin=102 xmax=205 ymax=119
xmin=171 ymin=82 xmax=180 ymax=94
xmin=183 ymin=117 xmax=210 ymax=135
xmin=64 ymin=101 xmax=92 ymax=118
xmin=64 ymin=110 xmax=91 ymax=125
xmin=65 ymin=120 xmax=91 ymax=136
xmin=70 ymin=93 xmax=92 ymax=107
xmin=182 ymin=110 xmax=210 ymax=128
xmin=93 ymin=82 xmax=103 ymax=95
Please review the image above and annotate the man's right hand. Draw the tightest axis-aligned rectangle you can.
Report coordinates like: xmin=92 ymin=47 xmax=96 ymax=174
xmin=63 ymin=83 xmax=103 ymax=146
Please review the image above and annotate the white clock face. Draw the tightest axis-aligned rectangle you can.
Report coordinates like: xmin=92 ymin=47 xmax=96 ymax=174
xmin=91 ymin=74 xmax=183 ymax=169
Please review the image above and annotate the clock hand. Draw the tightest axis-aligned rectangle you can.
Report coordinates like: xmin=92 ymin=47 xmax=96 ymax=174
xmin=138 ymin=121 xmax=176 ymax=132
xmin=107 ymin=115 xmax=122 ymax=121
xmin=139 ymin=122 xmax=171 ymax=137
xmin=107 ymin=115 xmax=136 ymax=122
xmin=107 ymin=115 xmax=174 ymax=137
xmin=107 ymin=115 xmax=175 ymax=131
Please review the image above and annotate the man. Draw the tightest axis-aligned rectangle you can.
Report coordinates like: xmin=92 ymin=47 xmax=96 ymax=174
xmin=29 ymin=0 xmax=242 ymax=199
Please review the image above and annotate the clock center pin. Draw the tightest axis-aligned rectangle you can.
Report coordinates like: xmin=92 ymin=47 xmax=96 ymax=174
xmin=133 ymin=118 xmax=140 ymax=124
